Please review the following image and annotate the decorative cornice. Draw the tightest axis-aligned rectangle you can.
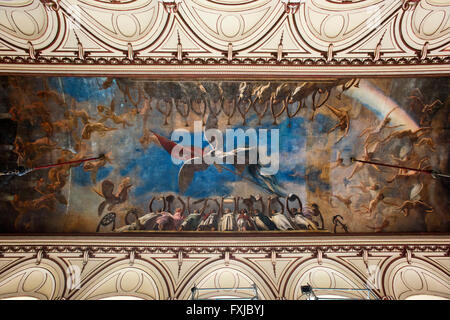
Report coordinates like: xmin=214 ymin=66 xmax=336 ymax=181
xmin=0 ymin=0 xmax=448 ymax=75
xmin=0 ymin=235 xmax=448 ymax=254
xmin=0 ymin=59 xmax=449 ymax=77
xmin=0 ymin=235 xmax=448 ymax=300
xmin=1 ymin=55 xmax=449 ymax=66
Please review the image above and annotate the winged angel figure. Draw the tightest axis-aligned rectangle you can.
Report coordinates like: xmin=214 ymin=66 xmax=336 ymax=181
xmin=149 ymin=114 xmax=286 ymax=196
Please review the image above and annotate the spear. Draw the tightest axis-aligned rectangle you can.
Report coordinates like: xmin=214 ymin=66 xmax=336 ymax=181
xmin=0 ymin=155 xmax=105 ymax=177
xmin=350 ymin=157 xmax=450 ymax=179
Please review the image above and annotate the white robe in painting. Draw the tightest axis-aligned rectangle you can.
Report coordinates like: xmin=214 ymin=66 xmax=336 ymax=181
xmin=236 ymin=213 xmax=257 ymax=231
xmin=293 ymin=213 xmax=318 ymax=230
xmin=219 ymin=212 xmax=237 ymax=231
xmin=270 ymin=212 xmax=296 ymax=230
xmin=115 ymin=212 xmax=161 ymax=232
xmin=197 ymin=211 xmax=219 ymax=230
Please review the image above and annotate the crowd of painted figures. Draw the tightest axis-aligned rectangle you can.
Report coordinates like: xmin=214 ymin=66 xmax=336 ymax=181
xmin=97 ymin=194 xmax=327 ymax=232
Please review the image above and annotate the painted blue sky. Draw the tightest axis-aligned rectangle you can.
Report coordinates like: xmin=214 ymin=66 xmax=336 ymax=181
xmin=116 ymin=114 xmax=313 ymax=199
xmin=7 ymin=76 xmax=449 ymax=233
xmin=53 ymin=77 xmax=403 ymax=202
xmin=51 ymin=77 xmax=347 ymax=204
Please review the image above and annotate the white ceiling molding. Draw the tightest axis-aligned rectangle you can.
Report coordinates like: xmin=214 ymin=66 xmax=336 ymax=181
xmin=0 ymin=0 xmax=448 ymax=76
xmin=0 ymin=235 xmax=448 ymax=300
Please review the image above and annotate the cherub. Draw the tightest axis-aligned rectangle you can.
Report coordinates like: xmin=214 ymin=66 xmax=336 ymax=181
xmin=69 ymin=102 xmax=93 ymax=127
xmin=331 ymin=194 xmax=353 ymax=212
xmin=42 ymin=111 xmax=77 ymax=135
xmin=357 ymin=188 xmax=390 ymax=218
xmin=154 ymin=99 xmax=173 ymax=126
xmin=385 ymin=155 xmax=430 ymax=183
xmin=12 ymin=136 xmax=26 ymax=162
xmin=53 ymin=144 xmax=89 ymax=174
xmin=71 ymin=138 xmax=90 ymax=162
xmin=83 ymin=151 xmax=113 ymax=184
xmin=268 ymin=84 xmax=288 ymax=125
xmin=8 ymin=105 xmax=22 ymax=123
xmin=360 ymin=107 xmax=400 ymax=138
xmin=29 ymin=137 xmax=58 ymax=152
xmin=347 ymin=149 xmax=380 ymax=181
xmin=41 ymin=121 xmax=54 ymax=137
xmin=36 ymin=173 xmax=62 ymax=193
xmin=25 ymin=102 xmax=52 ymax=122
xmin=34 ymin=173 xmax=68 ymax=205
xmin=10 ymin=102 xmax=51 ymax=125
xmin=324 ymin=104 xmax=350 ymax=143
xmin=381 ymin=127 xmax=431 ymax=145
xmin=139 ymin=128 xmax=159 ymax=150
xmin=395 ymin=199 xmax=433 ymax=217
xmin=335 ymin=78 xmax=360 ymax=99
xmin=179 ymin=82 xmax=207 ymax=124
xmin=360 ymin=107 xmax=403 ymax=149
xmin=349 ymin=181 xmax=380 ymax=194
xmin=330 ymin=150 xmax=346 ymax=169
xmin=15 ymin=136 xmax=58 ymax=166
xmin=140 ymin=96 xmax=152 ymax=126
xmin=11 ymin=193 xmax=58 ymax=230
xmin=97 ymin=100 xmax=132 ymax=128
xmin=414 ymin=137 xmax=436 ymax=151
xmin=47 ymin=166 xmax=69 ymax=192
xmin=125 ymin=85 xmax=144 ymax=108
xmin=93 ymin=177 xmax=133 ymax=216
xmin=316 ymin=190 xmax=336 ymax=208
xmin=364 ymin=140 xmax=382 ymax=159
xmin=280 ymin=83 xmax=304 ymax=127
xmin=408 ymin=88 xmax=444 ymax=114
xmin=81 ymin=122 xmax=117 ymax=140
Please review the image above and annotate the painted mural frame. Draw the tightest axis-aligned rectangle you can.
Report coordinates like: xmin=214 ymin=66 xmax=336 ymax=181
xmin=0 ymin=66 xmax=449 ymax=237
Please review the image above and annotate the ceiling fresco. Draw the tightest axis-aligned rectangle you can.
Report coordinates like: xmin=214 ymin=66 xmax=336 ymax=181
xmin=0 ymin=76 xmax=448 ymax=234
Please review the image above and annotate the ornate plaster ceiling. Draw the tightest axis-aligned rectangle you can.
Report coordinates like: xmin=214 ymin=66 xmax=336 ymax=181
xmin=0 ymin=235 xmax=448 ymax=300
xmin=0 ymin=0 xmax=449 ymax=76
